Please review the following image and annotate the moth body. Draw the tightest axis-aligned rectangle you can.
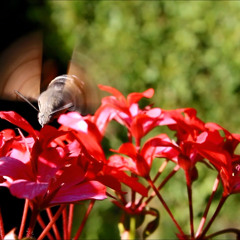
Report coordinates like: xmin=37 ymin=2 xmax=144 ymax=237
xmin=38 ymin=74 xmax=85 ymax=127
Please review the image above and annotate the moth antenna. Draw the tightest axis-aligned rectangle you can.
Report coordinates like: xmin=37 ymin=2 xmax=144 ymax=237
xmin=14 ymin=90 xmax=39 ymax=112
xmin=50 ymin=102 xmax=74 ymax=115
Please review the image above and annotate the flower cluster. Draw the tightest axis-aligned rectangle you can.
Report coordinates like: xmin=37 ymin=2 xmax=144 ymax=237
xmin=0 ymin=85 xmax=240 ymax=239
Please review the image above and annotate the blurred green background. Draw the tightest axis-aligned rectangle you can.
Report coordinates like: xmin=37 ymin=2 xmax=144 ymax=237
xmin=29 ymin=1 xmax=240 ymax=132
xmin=2 ymin=1 xmax=240 ymax=239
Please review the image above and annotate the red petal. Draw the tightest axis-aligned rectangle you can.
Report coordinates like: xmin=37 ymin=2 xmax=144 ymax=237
xmin=115 ymin=143 xmax=137 ymax=158
xmin=107 ymin=155 xmax=136 ymax=172
xmin=39 ymin=125 xmax=68 ymax=148
xmin=195 ymin=143 xmax=231 ymax=170
xmin=127 ymin=88 xmax=154 ymax=105
xmin=98 ymin=85 xmax=126 ymax=103
xmin=141 ymin=134 xmax=179 ymax=165
xmin=96 ymin=175 xmax=122 ymax=192
xmin=59 ymin=112 xmax=105 ymax=162
xmin=0 ymin=111 xmax=37 ymax=139
xmin=110 ymin=170 xmax=148 ymax=197
xmin=131 ymin=112 xmax=161 ymax=140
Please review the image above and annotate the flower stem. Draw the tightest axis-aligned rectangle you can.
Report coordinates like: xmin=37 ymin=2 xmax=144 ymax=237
xmin=137 ymin=164 xmax=179 ymax=209
xmin=147 ymin=177 xmax=185 ymax=236
xmin=197 ymin=195 xmax=227 ymax=240
xmin=152 ymin=159 xmax=168 ymax=183
xmin=37 ymin=204 xmax=66 ymax=240
xmin=195 ymin=175 xmax=220 ymax=238
xmin=18 ymin=199 xmax=29 ymax=239
xmin=62 ymin=207 xmax=68 ymax=240
xmin=68 ymin=203 xmax=74 ymax=239
xmin=36 ymin=214 xmax=55 ymax=240
xmin=0 ymin=208 xmax=5 ymax=240
xmin=73 ymin=200 xmax=95 ymax=240
xmin=185 ymin=172 xmax=194 ymax=239
xmin=46 ymin=207 xmax=61 ymax=240
xmin=204 ymin=228 xmax=240 ymax=239
xmin=26 ymin=205 xmax=39 ymax=238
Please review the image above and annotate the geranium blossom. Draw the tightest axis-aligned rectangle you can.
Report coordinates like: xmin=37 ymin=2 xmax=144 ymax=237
xmin=194 ymin=123 xmax=240 ymax=196
xmin=0 ymin=111 xmax=107 ymax=209
xmin=94 ymin=85 xmax=166 ymax=141
xmin=58 ymin=111 xmax=149 ymax=197
xmin=110 ymin=134 xmax=179 ymax=178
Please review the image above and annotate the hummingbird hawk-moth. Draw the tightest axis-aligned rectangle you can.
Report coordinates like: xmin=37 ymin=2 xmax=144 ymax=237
xmin=0 ymin=32 xmax=99 ymax=127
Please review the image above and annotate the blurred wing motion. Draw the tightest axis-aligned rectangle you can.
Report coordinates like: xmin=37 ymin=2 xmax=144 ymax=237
xmin=0 ymin=32 xmax=42 ymax=101
xmin=67 ymin=50 xmax=100 ymax=114
xmin=0 ymin=32 xmax=100 ymax=126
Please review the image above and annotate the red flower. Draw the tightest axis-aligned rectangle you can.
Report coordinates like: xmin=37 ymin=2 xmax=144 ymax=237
xmin=160 ymin=108 xmax=208 ymax=182
xmin=58 ymin=112 xmax=105 ymax=162
xmin=194 ymin=123 xmax=240 ymax=196
xmin=94 ymin=85 xmax=161 ymax=139
xmin=166 ymin=108 xmax=206 ymax=143
xmin=0 ymin=111 xmax=107 ymax=209
xmin=58 ymin=111 xmax=149 ymax=197
xmin=110 ymin=134 xmax=179 ymax=178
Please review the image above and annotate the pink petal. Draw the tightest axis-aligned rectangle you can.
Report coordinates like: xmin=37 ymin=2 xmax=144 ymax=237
xmin=10 ymin=179 xmax=48 ymax=199
xmin=0 ymin=157 xmax=33 ymax=180
xmin=94 ymin=105 xmax=117 ymax=134
xmin=51 ymin=180 xmax=106 ymax=204
xmin=37 ymin=148 xmax=66 ymax=182
xmin=58 ymin=112 xmax=88 ymax=132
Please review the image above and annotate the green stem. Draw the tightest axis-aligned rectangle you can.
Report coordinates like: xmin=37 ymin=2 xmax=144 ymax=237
xmin=129 ymin=216 xmax=136 ymax=240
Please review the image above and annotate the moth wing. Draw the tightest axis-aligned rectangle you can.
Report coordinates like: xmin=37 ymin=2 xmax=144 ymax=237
xmin=67 ymin=51 xmax=100 ymax=114
xmin=0 ymin=32 xmax=42 ymax=101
